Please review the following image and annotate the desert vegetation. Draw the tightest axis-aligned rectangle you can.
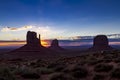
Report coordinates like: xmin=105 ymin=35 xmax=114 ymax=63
xmin=0 ymin=50 xmax=120 ymax=80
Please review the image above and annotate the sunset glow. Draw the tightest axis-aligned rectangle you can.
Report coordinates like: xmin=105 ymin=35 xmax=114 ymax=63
xmin=0 ymin=41 xmax=26 ymax=47
xmin=0 ymin=0 xmax=120 ymax=40
xmin=41 ymin=40 xmax=50 ymax=47
xmin=0 ymin=0 xmax=120 ymax=48
xmin=1 ymin=40 xmax=120 ymax=48
xmin=0 ymin=40 xmax=50 ymax=47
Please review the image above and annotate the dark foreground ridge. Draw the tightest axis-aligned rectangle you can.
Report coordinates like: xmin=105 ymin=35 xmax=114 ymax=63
xmin=0 ymin=48 xmax=120 ymax=80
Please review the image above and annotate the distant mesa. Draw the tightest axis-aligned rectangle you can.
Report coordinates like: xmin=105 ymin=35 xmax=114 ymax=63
xmin=51 ymin=39 xmax=59 ymax=47
xmin=4 ymin=32 xmax=116 ymax=59
xmin=94 ymin=35 xmax=108 ymax=47
xmin=49 ymin=39 xmax=65 ymax=51
xmin=89 ymin=35 xmax=113 ymax=51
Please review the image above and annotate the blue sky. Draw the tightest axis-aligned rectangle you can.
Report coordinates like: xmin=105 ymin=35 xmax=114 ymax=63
xmin=0 ymin=0 xmax=120 ymax=40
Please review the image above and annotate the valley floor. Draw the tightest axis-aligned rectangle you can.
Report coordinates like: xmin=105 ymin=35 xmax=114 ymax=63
xmin=0 ymin=50 xmax=120 ymax=80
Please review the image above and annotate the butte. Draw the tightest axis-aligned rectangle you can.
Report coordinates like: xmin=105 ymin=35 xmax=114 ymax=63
xmin=89 ymin=35 xmax=114 ymax=51
xmin=49 ymin=39 xmax=65 ymax=52
xmin=5 ymin=31 xmax=56 ymax=59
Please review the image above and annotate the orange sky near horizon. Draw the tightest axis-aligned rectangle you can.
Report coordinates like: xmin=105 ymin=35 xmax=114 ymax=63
xmin=0 ymin=40 xmax=50 ymax=47
xmin=0 ymin=40 xmax=120 ymax=48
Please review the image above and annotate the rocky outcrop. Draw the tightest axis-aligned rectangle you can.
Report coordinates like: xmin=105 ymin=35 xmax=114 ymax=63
xmin=49 ymin=39 xmax=65 ymax=51
xmin=27 ymin=31 xmax=41 ymax=46
xmin=6 ymin=31 xmax=57 ymax=59
xmin=89 ymin=35 xmax=113 ymax=51
xmin=51 ymin=39 xmax=59 ymax=47
xmin=93 ymin=35 xmax=108 ymax=47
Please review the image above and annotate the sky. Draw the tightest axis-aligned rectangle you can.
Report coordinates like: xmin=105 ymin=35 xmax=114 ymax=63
xmin=0 ymin=0 xmax=120 ymax=40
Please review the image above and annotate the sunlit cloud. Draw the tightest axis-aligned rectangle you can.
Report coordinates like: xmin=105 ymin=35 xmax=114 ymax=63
xmin=30 ymin=26 xmax=66 ymax=39
xmin=1 ymin=26 xmax=32 ymax=32
xmin=0 ymin=25 xmax=66 ymax=40
xmin=31 ymin=26 xmax=51 ymax=33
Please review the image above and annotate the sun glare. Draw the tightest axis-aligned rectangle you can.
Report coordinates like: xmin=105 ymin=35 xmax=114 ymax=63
xmin=0 ymin=40 xmax=50 ymax=47
xmin=41 ymin=40 xmax=50 ymax=47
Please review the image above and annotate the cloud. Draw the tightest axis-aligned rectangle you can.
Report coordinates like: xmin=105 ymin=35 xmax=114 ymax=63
xmin=31 ymin=26 xmax=66 ymax=39
xmin=32 ymin=26 xmax=51 ymax=33
xmin=0 ymin=25 xmax=66 ymax=39
xmin=1 ymin=26 xmax=32 ymax=32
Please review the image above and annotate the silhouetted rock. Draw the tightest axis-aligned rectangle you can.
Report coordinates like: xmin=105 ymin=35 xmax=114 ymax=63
xmin=94 ymin=35 xmax=108 ymax=47
xmin=49 ymin=39 xmax=65 ymax=52
xmin=51 ymin=39 xmax=59 ymax=47
xmin=6 ymin=31 xmax=57 ymax=59
xmin=27 ymin=31 xmax=41 ymax=46
xmin=89 ymin=35 xmax=113 ymax=51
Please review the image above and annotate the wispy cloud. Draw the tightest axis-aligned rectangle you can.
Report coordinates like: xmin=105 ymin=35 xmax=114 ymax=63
xmin=0 ymin=25 xmax=66 ymax=40
xmin=31 ymin=26 xmax=66 ymax=39
xmin=1 ymin=26 xmax=32 ymax=32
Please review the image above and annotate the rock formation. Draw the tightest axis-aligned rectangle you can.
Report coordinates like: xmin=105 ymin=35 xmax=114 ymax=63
xmin=49 ymin=39 xmax=65 ymax=51
xmin=51 ymin=39 xmax=59 ymax=47
xmin=89 ymin=35 xmax=113 ymax=51
xmin=13 ymin=31 xmax=43 ymax=51
xmin=26 ymin=31 xmax=41 ymax=46
xmin=6 ymin=31 xmax=57 ymax=59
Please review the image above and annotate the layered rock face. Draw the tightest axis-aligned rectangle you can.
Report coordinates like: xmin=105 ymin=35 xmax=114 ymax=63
xmin=89 ymin=35 xmax=113 ymax=51
xmin=27 ymin=31 xmax=41 ymax=46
